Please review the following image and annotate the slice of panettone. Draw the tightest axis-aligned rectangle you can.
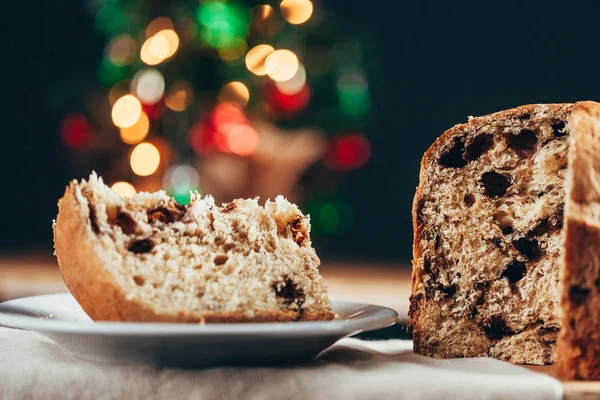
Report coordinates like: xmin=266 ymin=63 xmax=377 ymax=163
xmin=53 ymin=173 xmax=334 ymax=323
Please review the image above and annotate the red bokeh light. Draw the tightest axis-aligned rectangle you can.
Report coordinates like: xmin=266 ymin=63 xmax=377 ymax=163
xmin=189 ymin=102 xmax=259 ymax=156
xmin=325 ymin=134 xmax=371 ymax=171
xmin=189 ymin=121 xmax=212 ymax=154
xmin=142 ymin=102 xmax=163 ymax=120
xmin=61 ymin=114 xmax=91 ymax=151
xmin=212 ymin=102 xmax=247 ymax=126
xmin=265 ymin=81 xmax=310 ymax=115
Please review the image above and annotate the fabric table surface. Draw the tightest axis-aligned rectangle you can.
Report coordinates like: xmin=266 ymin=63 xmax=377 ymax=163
xmin=0 ymin=327 xmax=562 ymax=400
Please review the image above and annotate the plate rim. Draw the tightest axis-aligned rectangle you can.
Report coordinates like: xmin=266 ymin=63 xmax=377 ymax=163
xmin=0 ymin=293 xmax=399 ymax=337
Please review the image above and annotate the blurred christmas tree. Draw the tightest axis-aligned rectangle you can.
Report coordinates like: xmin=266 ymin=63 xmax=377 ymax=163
xmin=61 ymin=0 xmax=373 ymax=237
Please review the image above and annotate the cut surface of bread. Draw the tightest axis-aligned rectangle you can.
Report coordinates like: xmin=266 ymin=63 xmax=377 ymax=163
xmin=409 ymin=104 xmax=572 ymax=365
xmin=557 ymin=102 xmax=600 ymax=379
xmin=53 ymin=173 xmax=334 ymax=323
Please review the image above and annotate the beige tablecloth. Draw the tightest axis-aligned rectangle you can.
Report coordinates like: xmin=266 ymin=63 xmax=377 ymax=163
xmin=0 ymin=327 xmax=562 ymax=400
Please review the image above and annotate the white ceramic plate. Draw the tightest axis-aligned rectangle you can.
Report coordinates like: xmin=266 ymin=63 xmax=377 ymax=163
xmin=0 ymin=293 xmax=398 ymax=367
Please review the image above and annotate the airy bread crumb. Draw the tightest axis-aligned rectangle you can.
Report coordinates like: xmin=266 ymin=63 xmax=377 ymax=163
xmin=53 ymin=173 xmax=334 ymax=323
xmin=409 ymin=103 xmax=571 ymax=365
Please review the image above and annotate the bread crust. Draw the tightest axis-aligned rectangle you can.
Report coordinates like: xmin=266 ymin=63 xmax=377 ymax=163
xmin=409 ymin=103 xmax=572 ymax=361
xmin=54 ymin=182 xmax=333 ymax=323
xmin=556 ymin=101 xmax=600 ymax=379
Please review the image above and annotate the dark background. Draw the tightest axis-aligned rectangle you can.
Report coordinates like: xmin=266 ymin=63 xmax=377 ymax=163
xmin=1 ymin=0 xmax=598 ymax=261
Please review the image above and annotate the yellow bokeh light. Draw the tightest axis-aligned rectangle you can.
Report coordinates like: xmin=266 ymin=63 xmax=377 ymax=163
xmin=165 ymin=81 xmax=193 ymax=111
xmin=245 ymin=44 xmax=275 ymax=76
xmin=280 ymin=0 xmax=313 ymax=25
xmin=146 ymin=17 xmax=174 ymax=38
xmin=265 ymin=49 xmax=299 ymax=82
xmin=140 ymin=30 xmax=178 ymax=65
xmin=120 ymin=112 xmax=149 ymax=144
xmin=219 ymin=82 xmax=250 ymax=107
xmin=109 ymin=80 xmax=131 ymax=106
xmin=130 ymin=142 xmax=161 ymax=176
xmin=252 ymin=5 xmax=280 ymax=36
xmin=111 ymin=95 xmax=142 ymax=128
xmin=111 ymin=181 xmax=137 ymax=198
xmin=149 ymin=35 xmax=170 ymax=59
xmin=275 ymin=63 xmax=306 ymax=95
xmin=141 ymin=38 xmax=164 ymax=65
xmin=155 ymin=29 xmax=179 ymax=58
xmin=218 ymin=37 xmax=247 ymax=62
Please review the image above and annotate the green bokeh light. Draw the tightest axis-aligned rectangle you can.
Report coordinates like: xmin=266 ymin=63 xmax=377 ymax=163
xmin=170 ymin=187 xmax=200 ymax=205
xmin=95 ymin=4 xmax=125 ymax=36
xmin=306 ymin=198 xmax=354 ymax=235
xmin=97 ymin=59 xmax=127 ymax=86
xmin=195 ymin=1 xmax=250 ymax=48
xmin=339 ymin=83 xmax=371 ymax=116
xmin=320 ymin=202 xmax=339 ymax=233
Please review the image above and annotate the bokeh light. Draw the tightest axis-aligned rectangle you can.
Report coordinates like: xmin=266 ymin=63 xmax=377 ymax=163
xmin=109 ymin=80 xmax=131 ymax=106
xmin=140 ymin=29 xmax=179 ymax=66
xmin=305 ymin=198 xmax=354 ymax=235
xmin=165 ymin=81 xmax=194 ymax=111
xmin=130 ymin=142 xmax=161 ymax=176
xmin=167 ymin=165 xmax=201 ymax=204
xmin=107 ymin=35 xmax=136 ymax=66
xmin=149 ymin=34 xmax=170 ymax=59
xmin=111 ymin=182 xmax=136 ymax=198
xmin=224 ymin=124 xmax=259 ymax=156
xmin=325 ymin=134 xmax=371 ymax=170
xmin=212 ymin=102 xmax=248 ymax=126
xmin=146 ymin=17 xmax=174 ymax=38
xmin=189 ymin=122 xmax=209 ymax=154
xmin=142 ymin=103 xmax=164 ymax=121
xmin=61 ymin=114 xmax=91 ymax=151
xmin=320 ymin=200 xmax=353 ymax=233
xmin=275 ymin=63 xmax=306 ymax=95
xmin=111 ymin=95 xmax=142 ymax=128
xmin=217 ymin=37 xmax=247 ymax=63
xmin=140 ymin=38 xmax=163 ymax=65
xmin=280 ymin=0 xmax=314 ymax=25
xmin=195 ymin=1 xmax=251 ymax=48
xmin=190 ymin=103 xmax=258 ymax=156
xmin=337 ymin=71 xmax=371 ymax=116
xmin=245 ymin=44 xmax=275 ymax=76
xmin=163 ymin=164 xmax=199 ymax=193
xmin=265 ymin=49 xmax=299 ymax=82
xmin=97 ymin=59 xmax=126 ymax=85
xmin=267 ymin=81 xmax=310 ymax=113
xmin=252 ymin=4 xmax=280 ymax=36
xmin=155 ymin=29 xmax=179 ymax=58
xmin=255 ymin=4 xmax=274 ymax=22
xmin=119 ymin=112 xmax=149 ymax=144
xmin=131 ymin=69 xmax=165 ymax=105
xmin=95 ymin=3 xmax=125 ymax=36
xmin=219 ymin=81 xmax=250 ymax=107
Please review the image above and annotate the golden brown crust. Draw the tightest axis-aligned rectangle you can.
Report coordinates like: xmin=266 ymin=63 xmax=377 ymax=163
xmin=557 ymin=101 xmax=600 ymax=379
xmin=409 ymin=103 xmax=572 ymax=362
xmin=54 ymin=183 xmax=333 ymax=323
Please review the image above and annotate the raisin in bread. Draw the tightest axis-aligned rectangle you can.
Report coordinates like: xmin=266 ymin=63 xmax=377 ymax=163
xmin=557 ymin=102 xmax=600 ymax=379
xmin=53 ymin=173 xmax=334 ymax=323
xmin=409 ymin=103 xmax=572 ymax=365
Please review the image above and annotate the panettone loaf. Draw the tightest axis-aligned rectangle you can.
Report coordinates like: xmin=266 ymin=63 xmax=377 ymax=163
xmin=557 ymin=102 xmax=600 ymax=379
xmin=53 ymin=173 xmax=334 ymax=323
xmin=409 ymin=104 xmax=571 ymax=365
